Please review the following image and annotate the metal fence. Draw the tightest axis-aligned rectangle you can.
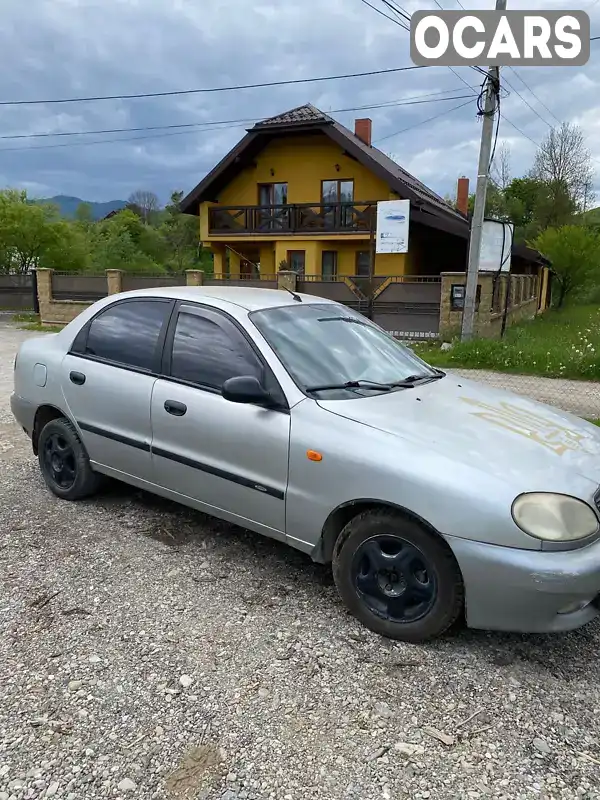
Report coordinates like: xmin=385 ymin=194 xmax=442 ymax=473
xmin=51 ymin=272 xmax=108 ymax=302
xmin=0 ymin=274 xmax=33 ymax=310
xmin=121 ymin=274 xmax=186 ymax=292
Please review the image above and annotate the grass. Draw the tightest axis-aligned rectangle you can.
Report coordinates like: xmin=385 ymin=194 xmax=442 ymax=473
xmin=12 ymin=312 xmax=40 ymax=324
xmin=22 ymin=322 xmax=64 ymax=333
xmin=413 ymin=305 xmax=600 ymax=382
xmin=5 ymin=312 xmax=64 ymax=333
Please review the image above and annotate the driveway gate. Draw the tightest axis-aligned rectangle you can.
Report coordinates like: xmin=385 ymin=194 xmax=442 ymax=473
xmin=296 ymin=275 xmax=441 ymax=340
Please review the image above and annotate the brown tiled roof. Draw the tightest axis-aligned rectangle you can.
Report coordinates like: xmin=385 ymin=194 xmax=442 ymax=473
xmin=255 ymin=103 xmax=329 ymax=127
xmin=330 ymin=116 xmax=465 ymax=223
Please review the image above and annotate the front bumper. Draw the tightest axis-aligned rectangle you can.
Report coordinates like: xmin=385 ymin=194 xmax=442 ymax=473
xmin=446 ymin=534 xmax=600 ymax=633
xmin=10 ymin=392 xmax=35 ymax=438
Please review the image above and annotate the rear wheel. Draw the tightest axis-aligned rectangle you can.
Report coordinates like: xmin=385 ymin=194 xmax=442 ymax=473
xmin=38 ymin=417 xmax=102 ymax=501
xmin=332 ymin=509 xmax=463 ymax=642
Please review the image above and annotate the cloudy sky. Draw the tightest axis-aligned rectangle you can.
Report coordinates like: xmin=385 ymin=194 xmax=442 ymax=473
xmin=1 ymin=0 xmax=598 ymax=206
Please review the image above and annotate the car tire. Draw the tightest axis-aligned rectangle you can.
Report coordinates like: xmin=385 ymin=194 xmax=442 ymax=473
xmin=38 ymin=417 xmax=102 ymax=501
xmin=332 ymin=509 xmax=464 ymax=643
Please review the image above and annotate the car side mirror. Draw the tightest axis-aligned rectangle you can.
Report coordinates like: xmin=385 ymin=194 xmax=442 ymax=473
xmin=222 ymin=375 xmax=274 ymax=407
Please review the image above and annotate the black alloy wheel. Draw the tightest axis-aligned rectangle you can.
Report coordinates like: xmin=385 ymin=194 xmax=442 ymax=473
xmin=332 ymin=509 xmax=464 ymax=642
xmin=352 ymin=534 xmax=437 ymax=623
xmin=38 ymin=417 xmax=102 ymax=501
xmin=43 ymin=431 xmax=76 ymax=491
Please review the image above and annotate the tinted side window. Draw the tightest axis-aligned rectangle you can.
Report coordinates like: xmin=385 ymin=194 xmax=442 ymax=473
xmin=85 ymin=300 xmax=169 ymax=370
xmin=170 ymin=311 xmax=262 ymax=389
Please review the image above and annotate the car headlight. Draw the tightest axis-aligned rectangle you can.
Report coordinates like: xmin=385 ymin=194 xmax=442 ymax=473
xmin=512 ymin=493 xmax=599 ymax=542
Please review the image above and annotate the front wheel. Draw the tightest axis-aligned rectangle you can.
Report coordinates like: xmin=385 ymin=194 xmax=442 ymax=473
xmin=332 ymin=509 xmax=464 ymax=643
xmin=38 ymin=417 xmax=102 ymax=501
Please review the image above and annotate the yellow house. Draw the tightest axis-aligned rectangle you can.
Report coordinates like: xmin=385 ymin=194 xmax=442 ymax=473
xmin=180 ymin=103 xmax=551 ymax=328
xmin=180 ymin=103 xmax=481 ymax=279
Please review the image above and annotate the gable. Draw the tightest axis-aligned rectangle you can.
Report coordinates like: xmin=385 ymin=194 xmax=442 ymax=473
xmin=217 ymin=133 xmax=393 ymax=207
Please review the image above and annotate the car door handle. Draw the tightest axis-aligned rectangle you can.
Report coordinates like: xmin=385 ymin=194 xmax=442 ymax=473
xmin=164 ymin=400 xmax=187 ymax=417
xmin=69 ymin=371 xmax=86 ymax=385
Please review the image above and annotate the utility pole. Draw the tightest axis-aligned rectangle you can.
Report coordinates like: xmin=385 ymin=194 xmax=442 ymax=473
xmin=460 ymin=0 xmax=506 ymax=341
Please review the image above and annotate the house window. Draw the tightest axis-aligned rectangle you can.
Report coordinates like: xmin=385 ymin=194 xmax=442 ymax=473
xmin=321 ymin=180 xmax=354 ymax=203
xmin=322 ymin=180 xmax=354 ymax=229
xmin=356 ymin=251 xmax=371 ymax=277
xmin=321 ymin=251 xmax=337 ymax=279
xmin=259 ymin=183 xmax=288 ymax=205
xmin=287 ymin=250 xmax=305 ymax=276
xmin=258 ymin=183 xmax=289 ymax=231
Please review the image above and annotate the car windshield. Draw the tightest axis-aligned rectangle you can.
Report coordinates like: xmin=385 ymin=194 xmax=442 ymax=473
xmin=251 ymin=303 xmax=440 ymax=399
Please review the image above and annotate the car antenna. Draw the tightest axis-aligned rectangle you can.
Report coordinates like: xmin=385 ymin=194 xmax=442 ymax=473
xmin=285 ymin=286 xmax=302 ymax=302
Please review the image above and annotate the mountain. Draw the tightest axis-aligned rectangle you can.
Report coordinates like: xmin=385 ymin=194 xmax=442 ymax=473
xmin=38 ymin=195 xmax=127 ymax=220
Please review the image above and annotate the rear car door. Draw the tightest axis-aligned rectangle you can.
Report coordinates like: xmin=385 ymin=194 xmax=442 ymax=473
xmin=150 ymin=303 xmax=290 ymax=540
xmin=61 ymin=297 xmax=173 ymax=483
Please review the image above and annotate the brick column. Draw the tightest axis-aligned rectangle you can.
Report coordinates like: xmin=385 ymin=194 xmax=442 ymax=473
xmin=36 ymin=268 xmax=54 ymax=322
xmin=105 ymin=269 xmax=123 ymax=295
xmin=439 ymin=272 xmax=496 ymax=340
xmin=186 ymin=270 xmax=205 ymax=286
xmin=278 ymin=270 xmax=298 ymax=292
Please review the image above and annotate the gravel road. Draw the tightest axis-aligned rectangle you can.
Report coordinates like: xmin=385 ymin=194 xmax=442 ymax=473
xmin=2 ymin=315 xmax=600 ymax=800
xmin=449 ymin=370 xmax=600 ymax=419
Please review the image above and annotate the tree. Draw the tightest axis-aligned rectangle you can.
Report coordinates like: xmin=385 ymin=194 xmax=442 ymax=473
xmin=533 ymin=225 xmax=600 ymax=308
xmin=0 ymin=189 xmax=87 ymax=274
xmin=127 ymin=190 xmax=160 ymax=223
xmin=89 ymin=227 xmax=163 ymax=274
xmin=158 ymin=190 xmax=200 ymax=272
xmin=503 ymin=177 xmax=540 ymax=231
xmin=75 ymin=202 xmax=94 ymax=224
xmin=491 ymin=142 xmax=512 ymax=191
xmin=531 ymin=180 xmax=577 ymax=232
xmin=91 ymin=208 xmax=167 ymax=272
xmin=532 ymin=123 xmax=595 ymax=214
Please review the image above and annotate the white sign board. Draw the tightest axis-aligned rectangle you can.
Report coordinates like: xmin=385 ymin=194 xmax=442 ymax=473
xmin=376 ymin=199 xmax=410 ymax=254
xmin=480 ymin=218 xmax=513 ymax=272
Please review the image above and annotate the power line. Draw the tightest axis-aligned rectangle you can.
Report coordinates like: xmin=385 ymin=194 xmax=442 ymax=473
xmin=0 ymin=123 xmax=248 ymax=153
xmin=0 ymin=64 xmax=426 ymax=107
xmin=501 ymin=73 xmax=553 ymax=129
xmin=357 ymin=0 xmax=479 ymax=96
xmin=375 ymin=99 xmax=474 ymax=143
xmin=500 ymin=114 xmax=540 ymax=148
xmin=357 ymin=0 xmax=409 ymax=29
xmin=507 ymin=67 xmax=562 ymax=126
xmin=0 ymin=91 xmax=474 ymax=141
xmin=380 ymin=0 xmax=412 ymax=24
xmin=0 ymin=94 xmax=476 ymax=152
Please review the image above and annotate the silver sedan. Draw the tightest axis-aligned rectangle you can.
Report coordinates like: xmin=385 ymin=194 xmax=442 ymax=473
xmin=11 ymin=286 xmax=600 ymax=641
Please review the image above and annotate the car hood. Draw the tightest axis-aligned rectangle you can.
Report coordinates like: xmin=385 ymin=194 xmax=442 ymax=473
xmin=317 ymin=374 xmax=600 ymax=495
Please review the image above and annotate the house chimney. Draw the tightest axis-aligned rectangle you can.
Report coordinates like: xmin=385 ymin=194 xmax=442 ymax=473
xmin=355 ymin=118 xmax=372 ymax=146
xmin=456 ymin=176 xmax=469 ymax=216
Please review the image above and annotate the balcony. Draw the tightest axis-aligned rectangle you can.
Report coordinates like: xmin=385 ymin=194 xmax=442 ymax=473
xmin=208 ymin=201 xmax=376 ymax=236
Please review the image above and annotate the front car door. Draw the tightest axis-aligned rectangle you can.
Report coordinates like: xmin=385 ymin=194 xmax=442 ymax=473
xmin=150 ymin=303 xmax=291 ymax=540
xmin=61 ymin=297 xmax=173 ymax=483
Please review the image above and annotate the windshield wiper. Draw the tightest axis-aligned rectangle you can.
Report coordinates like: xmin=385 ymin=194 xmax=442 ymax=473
xmin=306 ymin=379 xmax=414 ymax=393
xmin=399 ymin=371 xmax=445 ymax=385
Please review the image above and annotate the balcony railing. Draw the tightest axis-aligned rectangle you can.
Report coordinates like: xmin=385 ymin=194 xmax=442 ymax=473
xmin=208 ymin=202 xmax=377 ymax=235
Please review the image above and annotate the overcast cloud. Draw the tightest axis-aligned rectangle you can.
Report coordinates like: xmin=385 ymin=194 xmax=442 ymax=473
xmin=1 ymin=0 xmax=599 ymax=205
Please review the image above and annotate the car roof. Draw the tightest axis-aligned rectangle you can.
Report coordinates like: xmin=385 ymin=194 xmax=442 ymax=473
xmin=114 ymin=285 xmax=336 ymax=311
